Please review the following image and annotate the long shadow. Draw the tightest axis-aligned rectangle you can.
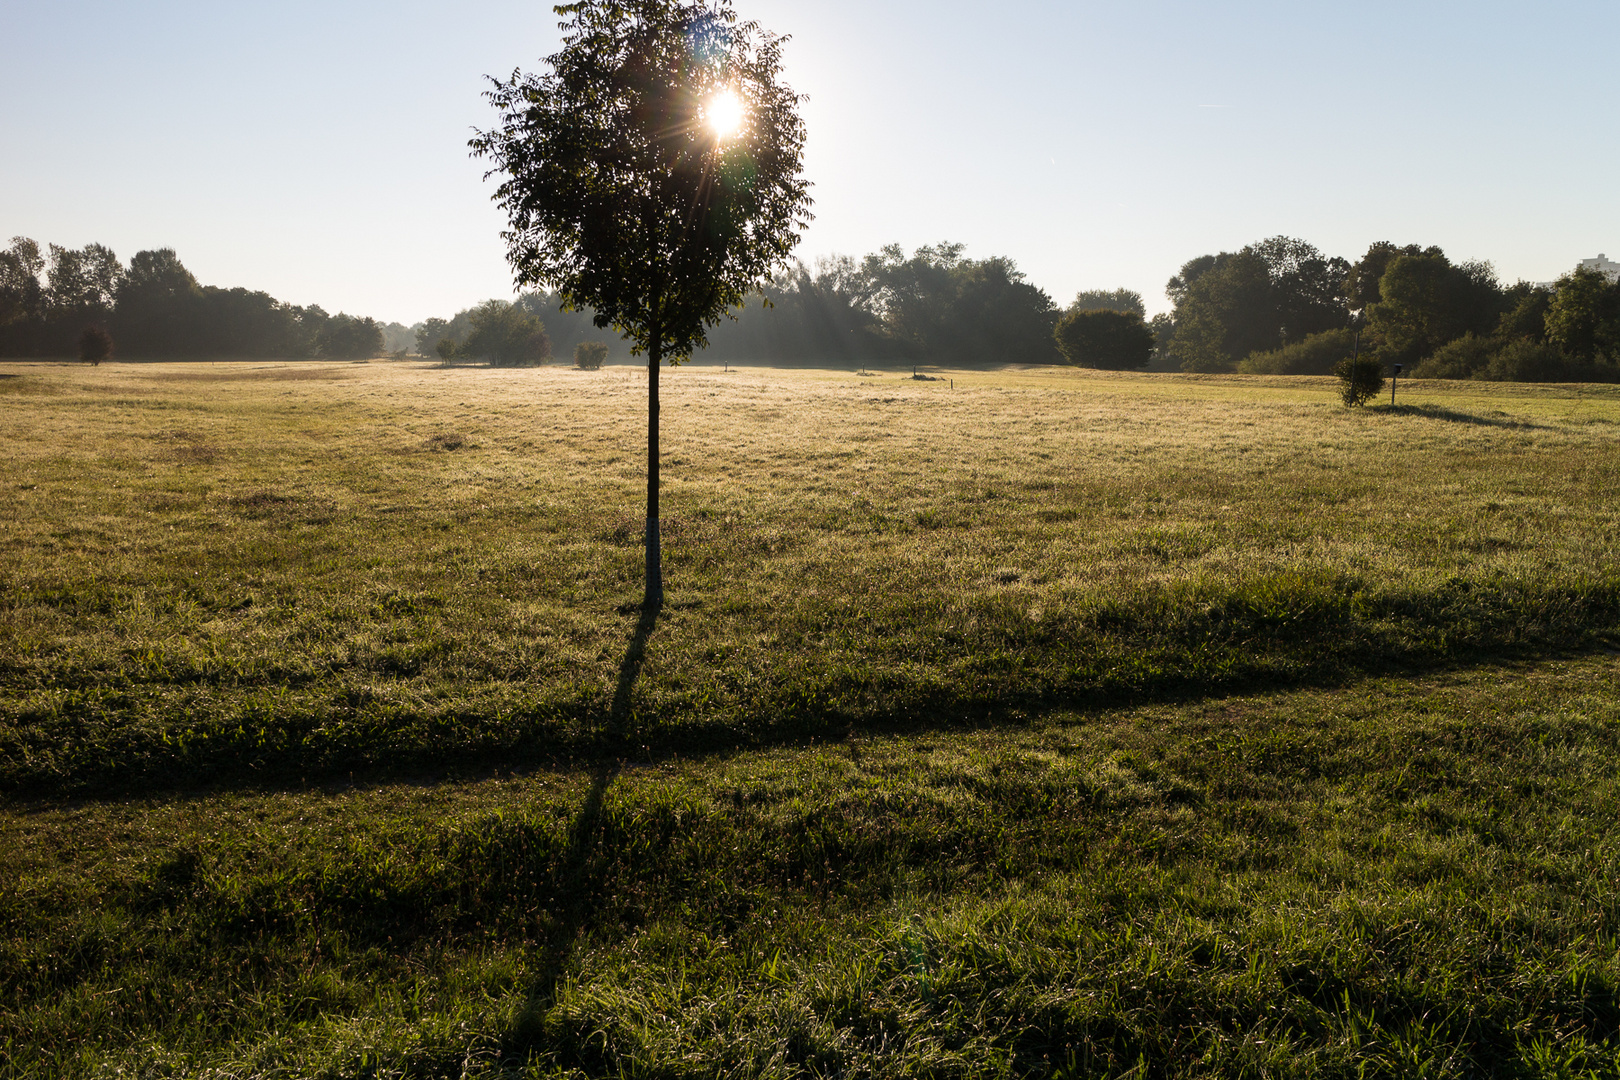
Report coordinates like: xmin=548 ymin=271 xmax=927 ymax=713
xmin=1370 ymin=402 xmax=1547 ymax=429
xmin=505 ymin=600 xmax=660 ymax=1049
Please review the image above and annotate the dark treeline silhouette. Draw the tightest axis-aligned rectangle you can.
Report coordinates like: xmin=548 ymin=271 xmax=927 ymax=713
xmin=0 ymin=237 xmax=384 ymax=359
xmin=1165 ymin=236 xmax=1620 ymax=382
xmin=12 ymin=232 xmax=1616 ymax=382
xmin=414 ymin=242 xmax=1066 ymax=367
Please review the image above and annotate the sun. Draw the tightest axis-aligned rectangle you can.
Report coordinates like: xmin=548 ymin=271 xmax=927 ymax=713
xmin=707 ymin=89 xmax=745 ymax=139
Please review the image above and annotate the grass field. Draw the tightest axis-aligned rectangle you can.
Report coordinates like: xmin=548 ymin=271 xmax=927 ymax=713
xmin=3 ymin=359 xmax=1620 ymax=1077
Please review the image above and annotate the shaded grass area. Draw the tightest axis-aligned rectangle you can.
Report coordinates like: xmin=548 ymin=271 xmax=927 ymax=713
xmin=6 ymin=562 xmax=1620 ymax=795
xmin=3 ymin=657 xmax=1620 ymax=1076
xmin=2 ymin=363 xmax=1619 ymax=794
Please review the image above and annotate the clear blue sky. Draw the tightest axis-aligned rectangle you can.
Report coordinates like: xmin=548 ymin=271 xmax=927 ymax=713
xmin=4 ymin=0 xmax=1616 ymax=324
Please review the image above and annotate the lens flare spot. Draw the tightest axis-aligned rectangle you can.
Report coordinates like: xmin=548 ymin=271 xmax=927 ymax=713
xmin=707 ymin=90 xmax=745 ymax=138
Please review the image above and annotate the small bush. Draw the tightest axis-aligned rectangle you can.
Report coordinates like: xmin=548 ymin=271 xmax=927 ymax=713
xmin=575 ymin=341 xmax=608 ymax=370
xmin=1238 ymin=328 xmax=1354 ymax=375
xmin=1334 ymin=356 xmax=1384 ymax=406
xmin=78 ymin=324 xmax=113 ymax=366
xmin=436 ymin=338 xmax=458 ymax=366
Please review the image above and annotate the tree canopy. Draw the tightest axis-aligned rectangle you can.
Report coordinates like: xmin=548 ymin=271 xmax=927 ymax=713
xmin=461 ymin=300 xmax=551 ymax=366
xmin=470 ymin=0 xmax=812 ymax=363
xmin=1068 ymin=288 xmax=1146 ymax=317
xmin=1165 ymin=238 xmax=1350 ymax=372
xmin=1054 ymin=308 xmax=1154 ymax=369
xmin=1367 ymin=252 xmax=1502 ymax=364
xmin=857 ymin=243 xmax=1057 ymax=364
xmin=0 ymin=237 xmax=382 ymax=360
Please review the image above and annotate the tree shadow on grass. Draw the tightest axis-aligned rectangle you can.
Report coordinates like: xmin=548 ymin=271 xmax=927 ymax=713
xmin=504 ymin=600 xmax=660 ymax=1052
xmin=1369 ymin=402 xmax=1546 ymax=429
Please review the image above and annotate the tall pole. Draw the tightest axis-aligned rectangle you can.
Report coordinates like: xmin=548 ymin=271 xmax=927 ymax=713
xmin=645 ymin=324 xmax=663 ymax=609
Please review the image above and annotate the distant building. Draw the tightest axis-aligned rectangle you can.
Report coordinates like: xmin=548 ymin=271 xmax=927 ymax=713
xmin=1577 ymin=254 xmax=1620 ymax=281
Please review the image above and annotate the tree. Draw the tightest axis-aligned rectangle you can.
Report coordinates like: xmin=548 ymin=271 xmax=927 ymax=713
xmin=1544 ymin=267 xmax=1620 ymax=363
xmin=316 ymin=314 xmax=384 ymax=359
xmin=1496 ymin=283 xmax=1553 ymax=345
xmin=575 ymin=340 xmax=608 ymax=369
xmin=461 ymin=299 xmax=551 ymax=366
xmin=0 ymin=237 xmax=46 ymax=327
xmin=78 ymin=324 xmax=113 ymax=365
xmin=1342 ymin=242 xmax=1436 ymax=313
xmin=1368 ymin=252 xmax=1503 ymax=364
xmin=47 ymin=243 xmax=122 ymax=316
xmin=1167 ymin=249 xmax=1276 ymax=371
xmin=1165 ymin=238 xmax=1351 ymax=372
xmin=1249 ymin=236 xmax=1350 ymax=344
xmin=1054 ymin=308 xmax=1154 ymax=369
xmin=859 ymin=243 xmax=1058 ymax=364
xmin=414 ymin=317 xmax=450 ymax=357
xmin=472 ymin=0 xmax=812 ymax=607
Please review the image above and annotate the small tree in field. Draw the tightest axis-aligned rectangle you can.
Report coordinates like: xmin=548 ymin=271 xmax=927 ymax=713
xmin=436 ymin=337 xmax=459 ymax=366
xmin=471 ymin=0 xmax=812 ymax=608
xmin=1335 ymin=355 xmax=1384 ymax=406
xmin=79 ymin=324 xmax=113 ymax=366
xmin=575 ymin=341 xmax=608 ymax=370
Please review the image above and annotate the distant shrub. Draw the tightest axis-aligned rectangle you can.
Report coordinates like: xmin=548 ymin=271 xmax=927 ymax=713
xmin=575 ymin=341 xmax=608 ymax=370
xmin=78 ymin=324 xmax=112 ymax=366
xmin=1238 ymin=328 xmax=1354 ymax=375
xmin=436 ymin=337 xmax=458 ymax=366
xmin=1413 ymin=335 xmax=1620 ymax=383
xmin=1482 ymin=340 xmax=1620 ymax=383
xmin=1412 ymin=333 xmax=1495 ymax=379
xmin=1334 ymin=356 xmax=1384 ymax=406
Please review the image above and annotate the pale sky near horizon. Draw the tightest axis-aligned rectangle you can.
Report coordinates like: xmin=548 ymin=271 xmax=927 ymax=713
xmin=4 ymin=0 xmax=1617 ymax=326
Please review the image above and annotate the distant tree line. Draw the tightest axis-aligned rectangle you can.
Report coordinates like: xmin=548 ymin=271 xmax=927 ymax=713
xmin=12 ymin=231 xmax=1615 ymax=383
xmin=410 ymin=241 xmax=1068 ymax=367
xmin=1160 ymin=236 xmax=1620 ymax=382
xmin=0 ymin=237 xmax=385 ymax=359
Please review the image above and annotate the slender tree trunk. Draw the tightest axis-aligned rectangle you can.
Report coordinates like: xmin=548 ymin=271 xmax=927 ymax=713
xmin=644 ymin=325 xmax=663 ymax=609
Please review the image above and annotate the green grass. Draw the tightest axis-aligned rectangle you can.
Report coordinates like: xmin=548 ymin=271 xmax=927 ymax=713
xmin=4 ymin=360 xmax=1620 ymax=1076
xmin=2 ymin=362 xmax=1618 ymax=793
xmin=6 ymin=660 xmax=1620 ymax=1076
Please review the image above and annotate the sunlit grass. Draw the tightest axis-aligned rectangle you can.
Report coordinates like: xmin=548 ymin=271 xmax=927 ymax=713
xmin=3 ymin=359 xmax=1620 ymax=1076
xmin=2 ymin=360 xmax=1617 ymax=792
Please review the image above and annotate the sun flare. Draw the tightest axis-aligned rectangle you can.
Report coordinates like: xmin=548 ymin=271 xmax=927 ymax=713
xmin=707 ymin=89 xmax=745 ymax=138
